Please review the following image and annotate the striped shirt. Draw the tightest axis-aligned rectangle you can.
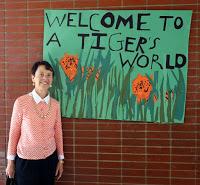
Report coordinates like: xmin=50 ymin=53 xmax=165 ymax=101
xmin=7 ymin=90 xmax=64 ymax=160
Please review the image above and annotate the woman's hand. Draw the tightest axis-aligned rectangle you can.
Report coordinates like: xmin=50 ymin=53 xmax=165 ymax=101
xmin=55 ymin=160 xmax=64 ymax=180
xmin=6 ymin=160 xmax=15 ymax=178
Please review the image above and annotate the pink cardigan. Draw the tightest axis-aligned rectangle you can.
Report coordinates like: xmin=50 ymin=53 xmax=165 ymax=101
xmin=7 ymin=93 xmax=64 ymax=160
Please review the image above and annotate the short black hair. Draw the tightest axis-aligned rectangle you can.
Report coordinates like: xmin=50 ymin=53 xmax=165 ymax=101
xmin=31 ymin=61 xmax=54 ymax=77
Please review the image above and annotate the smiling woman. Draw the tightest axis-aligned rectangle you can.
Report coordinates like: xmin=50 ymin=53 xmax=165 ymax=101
xmin=31 ymin=64 xmax=53 ymax=98
xmin=6 ymin=61 xmax=64 ymax=185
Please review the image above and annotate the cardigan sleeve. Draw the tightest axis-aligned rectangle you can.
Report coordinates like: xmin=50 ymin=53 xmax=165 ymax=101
xmin=54 ymin=102 xmax=64 ymax=160
xmin=7 ymin=98 xmax=23 ymax=160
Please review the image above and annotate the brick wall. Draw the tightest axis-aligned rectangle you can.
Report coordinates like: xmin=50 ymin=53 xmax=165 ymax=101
xmin=0 ymin=0 xmax=199 ymax=185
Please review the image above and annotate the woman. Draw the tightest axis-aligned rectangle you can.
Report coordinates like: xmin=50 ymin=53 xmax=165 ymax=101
xmin=6 ymin=61 xmax=64 ymax=185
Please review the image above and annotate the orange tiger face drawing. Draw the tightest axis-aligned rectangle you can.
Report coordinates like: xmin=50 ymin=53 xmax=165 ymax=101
xmin=60 ymin=53 xmax=79 ymax=81
xmin=132 ymin=74 xmax=153 ymax=103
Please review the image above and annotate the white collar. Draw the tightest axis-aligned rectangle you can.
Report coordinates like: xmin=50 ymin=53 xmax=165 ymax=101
xmin=30 ymin=89 xmax=50 ymax=104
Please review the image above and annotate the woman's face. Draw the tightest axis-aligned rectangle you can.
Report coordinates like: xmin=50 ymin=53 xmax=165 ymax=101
xmin=32 ymin=65 xmax=53 ymax=92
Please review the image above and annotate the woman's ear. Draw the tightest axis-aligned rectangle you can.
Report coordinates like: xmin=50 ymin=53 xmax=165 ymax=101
xmin=31 ymin=75 xmax=34 ymax=81
xmin=31 ymin=75 xmax=35 ymax=86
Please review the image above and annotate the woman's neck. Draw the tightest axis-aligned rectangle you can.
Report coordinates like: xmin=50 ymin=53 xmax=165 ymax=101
xmin=35 ymin=88 xmax=48 ymax=99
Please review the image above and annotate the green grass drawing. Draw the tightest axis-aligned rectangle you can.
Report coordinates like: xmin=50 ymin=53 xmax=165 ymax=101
xmin=48 ymin=50 xmax=185 ymax=123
